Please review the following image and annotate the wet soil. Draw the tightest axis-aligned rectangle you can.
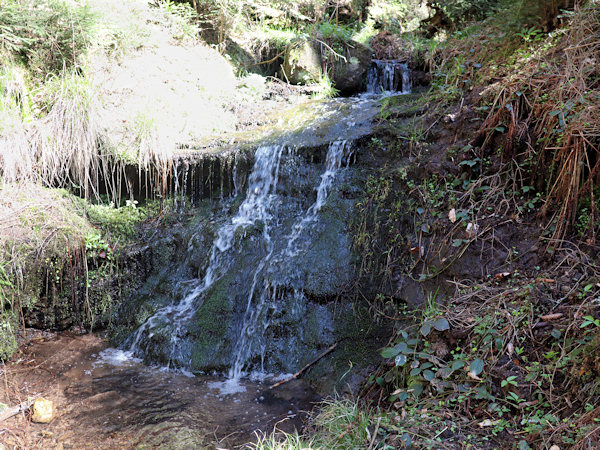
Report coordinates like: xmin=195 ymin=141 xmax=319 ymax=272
xmin=0 ymin=331 xmax=319 ymax=449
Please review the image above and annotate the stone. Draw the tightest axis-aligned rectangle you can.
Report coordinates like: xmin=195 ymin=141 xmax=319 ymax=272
xmin=282 ymin=40 xmax=322 ymax=85
xmin=330 ymin=41 xmax=372 ymax=93
xmin=31 ymin=398 xmax=54 ymax=423
xmin=282 ymin=39 xmax=372 ymax=93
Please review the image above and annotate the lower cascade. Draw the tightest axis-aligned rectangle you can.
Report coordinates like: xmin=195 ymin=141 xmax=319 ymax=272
xmin=120 ymin=140 xmax=356 ymax=383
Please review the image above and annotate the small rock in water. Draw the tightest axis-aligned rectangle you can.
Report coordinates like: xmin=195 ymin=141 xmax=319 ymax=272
xmin=31 ymin=398 xmax=54 ymax=423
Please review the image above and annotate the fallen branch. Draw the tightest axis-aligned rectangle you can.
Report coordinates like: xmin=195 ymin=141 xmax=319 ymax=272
xmin=0 ymin=398 xmax=35 ymax=422
xmin=269 ymin=343 xmax=337 ymax=389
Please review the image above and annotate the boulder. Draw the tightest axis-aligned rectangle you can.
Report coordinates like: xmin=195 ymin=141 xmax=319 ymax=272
xmin=282 ymin=39 xmax=372 ymax=93
xmin=330 ymin=40 xmax=372 ymax=93
xmin=282 ymin=40 xmax=322 ymax=85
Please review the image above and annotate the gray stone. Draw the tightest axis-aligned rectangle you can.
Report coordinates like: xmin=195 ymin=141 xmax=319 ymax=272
xmin=282 ymin=39 xmax=372 ymax=93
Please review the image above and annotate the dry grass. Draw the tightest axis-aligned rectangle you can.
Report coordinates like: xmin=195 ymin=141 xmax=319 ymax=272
xmin=474 ymin=1 xmax=600 ymax=241
xmin=0 ymin=184 xmax=92 ymax=285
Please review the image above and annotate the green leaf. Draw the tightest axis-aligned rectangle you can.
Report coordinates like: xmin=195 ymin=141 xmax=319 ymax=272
xmin=395 ymin=354 xmax=408 ymax=367
xmin=474 ymin=386 xmax=495 ymax=401
xmin=469 ymin=358 xmax=485 ymax=376
xmin=423 ymin=370 xmax=435 ymax=381
xmin=439 ymin=367 xmax=453 ymax=379
xmin=410 ymin=382 xmax=424 ymax=397
xmin=416 ymin=207 xmax=424 ymax=215
xmin=420 ymin=321 xmax=432 ymax=336
xmin=410 ymin=367 xmax=422 ymax=377
xmin=421 ymin=223 xmax=430 ymax=233
xmin=381 ymin=347 xmax=400 ymax=358
xmin=401 ymin=433 xmax=412 ymax=447
xmin=395 ymin=342 xmax=408 ymax=354
xmin=451 ymin=360 xmax=465 ymax=371
xmin=433 ymin=318 xmax=450 ymax=331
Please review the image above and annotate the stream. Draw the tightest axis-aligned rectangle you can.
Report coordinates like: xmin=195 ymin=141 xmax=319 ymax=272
xmin=4 ymin=61 xmax=412 ymax=449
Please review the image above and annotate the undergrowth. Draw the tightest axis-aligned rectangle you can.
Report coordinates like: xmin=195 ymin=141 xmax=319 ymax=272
xmin=426 ymin=0 xmax=600 ymax=241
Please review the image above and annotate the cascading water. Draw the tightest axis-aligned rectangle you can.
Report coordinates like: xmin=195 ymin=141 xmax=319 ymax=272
xmin=123 ymin=140 xmax=352 ymax=385
xmin=124 ymin=145 xmax=285 ymax=367
xmin=366 ymin=60 xmax=411 ymax=94
xmin=228 ymin=140 xmax=349 ymax=382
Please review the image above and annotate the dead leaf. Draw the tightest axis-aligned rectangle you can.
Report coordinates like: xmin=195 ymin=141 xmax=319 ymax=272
xmin=494 ymin=272 xmax=511 ymax=279
xmin=536 ymin=278 xmax=555 ymax=283
xmin=467 ymin=371 xmax=482 ymax=381
xmin=449 ymin=208 xmax=457 ymax=223
xmin=478 ymin=419 xmax=500 ymax=428
xmin=466 ymin=222 xmax=479 ymax=238
xmin=540 ymin=313 xmax=563 ymax=321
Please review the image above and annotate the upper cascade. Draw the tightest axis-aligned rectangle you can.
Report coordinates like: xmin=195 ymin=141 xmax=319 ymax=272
xmin=366 ymin=60 xmax=411 ymax=94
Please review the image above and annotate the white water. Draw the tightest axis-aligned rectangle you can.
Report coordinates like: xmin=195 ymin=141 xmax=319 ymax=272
xmin=225 ymin=140 xmax=350 ymax=388
xmin=285 ymin=140 xmax=350 ymax=257
xmin=366 ymin=60 xmax=411 ymax=94
xmin=124 ymin=140 xmax=350 ymax=385
xmin=124 ymin=145 xmax=286 ymax=365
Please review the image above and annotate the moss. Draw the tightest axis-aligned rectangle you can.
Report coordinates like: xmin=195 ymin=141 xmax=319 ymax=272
xmin=190 ymin=274 xmax=236 ymax=371
xmin=0 ymin=311 xmax=18 ymax=361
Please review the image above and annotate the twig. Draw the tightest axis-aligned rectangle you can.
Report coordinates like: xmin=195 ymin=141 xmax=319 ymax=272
xmin=269 ymin=343 xmax=337 ymax=389
xmin=367 ymin=416 xmax=382 ymax=450
xmin=247 ymin=48 xmax=287 ymax=67
xmin=0 ymin=398 xmax=35 ymax=423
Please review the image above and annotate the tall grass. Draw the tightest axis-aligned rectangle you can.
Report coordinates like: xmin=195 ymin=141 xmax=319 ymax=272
xmin=0 ymin=0 xmax=96 ymax=75
xmin=0 ymin=0 xmax=192 ymax=202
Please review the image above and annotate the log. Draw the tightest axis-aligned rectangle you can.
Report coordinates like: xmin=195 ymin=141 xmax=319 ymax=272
xmin=269 ymin=343 xmax=337 ymax=389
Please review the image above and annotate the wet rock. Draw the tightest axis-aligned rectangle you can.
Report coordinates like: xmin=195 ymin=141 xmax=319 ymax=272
xmin=31 ymin=398 xmax=54 ymax=423
xmin=331 ymin=41 xmax=372 ymax=93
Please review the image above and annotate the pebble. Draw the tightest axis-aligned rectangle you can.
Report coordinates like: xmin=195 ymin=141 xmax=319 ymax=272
xmin=31 ymin=398 xmax=54 ymax=423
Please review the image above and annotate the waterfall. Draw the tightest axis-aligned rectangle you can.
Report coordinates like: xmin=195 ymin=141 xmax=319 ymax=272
xmin=366 ymin=60 xmax=411 ymax=94
xmin=124 ymin=140 xmax=351 ymax=381
xmin=228 ymin=140 xmax=351 ymax=382
xmin=125 ymin=144 xmax=286 ymax=365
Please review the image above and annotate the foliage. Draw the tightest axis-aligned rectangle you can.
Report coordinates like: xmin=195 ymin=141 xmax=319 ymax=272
xmin=0 ymin=185 xmax=155 ymax=360
xmin=252 ymin=398 xmax=395 ymax=449
xmin=429 ymin=0 xmax=500 ymax=27
xmin=474 ymin=1 xmax=599 ymax=240
xmin=0 ymin=0 xmax=96 ymax=76
xmin=311 ymin=72 xmax=339 ymax=99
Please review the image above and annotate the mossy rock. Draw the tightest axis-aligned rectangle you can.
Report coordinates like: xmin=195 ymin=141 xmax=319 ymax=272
xmin=190 ymin=274 xmax=237 ymax=372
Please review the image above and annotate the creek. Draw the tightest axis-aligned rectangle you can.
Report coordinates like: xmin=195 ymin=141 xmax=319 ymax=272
xmin=20 ymin=61 xmax=413 ymax=448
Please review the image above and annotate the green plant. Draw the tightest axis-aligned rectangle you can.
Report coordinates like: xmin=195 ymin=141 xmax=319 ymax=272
xmin=501 ymin=375 xmax=518 ymax=388
xmin=0 ymin=0 xmax=96 ymax=75
xmin=311 ymin=71 xmax=339 ymax=99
